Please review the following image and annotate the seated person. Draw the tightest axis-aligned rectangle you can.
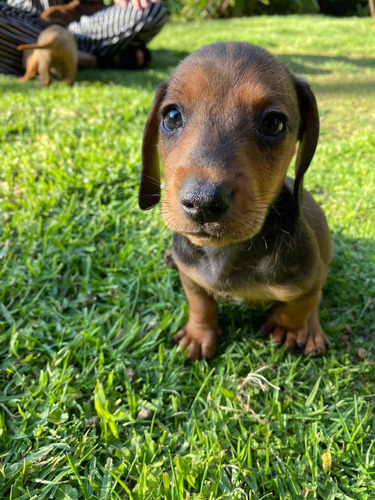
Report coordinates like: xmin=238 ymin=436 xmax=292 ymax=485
xmin=0 ymin=0 xmax=166 ymax=75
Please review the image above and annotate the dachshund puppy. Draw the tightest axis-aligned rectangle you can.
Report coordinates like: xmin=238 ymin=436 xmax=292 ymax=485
xmin=39 ymin=0 xmax=81 ymax=26
xmin=139 ymin=42 xmax=332 ymax=360
xmin=39 ymin=0 xmax=104 ymax=27
xmin=40 ymin=0 xmax=81 ymax=27
xmin=17 ymin=25 xmax=78 ymax=87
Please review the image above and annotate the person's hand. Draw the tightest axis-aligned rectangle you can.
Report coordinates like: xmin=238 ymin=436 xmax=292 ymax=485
xmin=114 ymin=0 xmax=159 ymax=10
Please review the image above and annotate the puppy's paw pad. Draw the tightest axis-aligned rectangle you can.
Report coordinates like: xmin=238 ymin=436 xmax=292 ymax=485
xmin=303 ymin=332 xmax=330 ymax=356
xmin=172 ymin=326 xmax=218 ymax=360
xmin=264 ymin=320 xmax=309 ymax=353
xmin=271 ymin=327 xmax=303 ymax=351
xmin=264 ymin=317 xmax=329 ymax=357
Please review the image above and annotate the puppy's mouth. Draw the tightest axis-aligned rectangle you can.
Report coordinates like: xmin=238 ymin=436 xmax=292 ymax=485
xmin=182 ymin=231 xmax=233 ymax=248
xmin=181 ymin=220 xmax=228 ymax=238
xmin=162 ymin=185 xmax=270 ymax=247
xmin=179 ymin=223 xmax=255 ymax=247
xmin=163 ymin=204 xmax=269 ymax=246
xmin=184 ymin=230 xmax=213 ymax=238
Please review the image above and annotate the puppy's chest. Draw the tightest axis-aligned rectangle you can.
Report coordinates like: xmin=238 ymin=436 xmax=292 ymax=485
xmin=173 ymin=235 xmax=305 ymax=303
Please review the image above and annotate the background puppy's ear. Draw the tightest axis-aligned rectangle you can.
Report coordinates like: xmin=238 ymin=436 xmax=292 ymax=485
xmin=139 ymin=81 xmax=168 ymax=210
xmin=293 ymin=77 xmax=320 ymax=210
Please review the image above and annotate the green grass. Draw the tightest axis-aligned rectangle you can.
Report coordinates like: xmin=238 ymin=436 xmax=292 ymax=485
xmin=1 ymin=14 xmax=375 ymax=500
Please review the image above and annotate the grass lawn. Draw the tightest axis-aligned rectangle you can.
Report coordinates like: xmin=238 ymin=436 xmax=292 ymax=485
xmin=1 ymin=14 xmax=375 ymax=500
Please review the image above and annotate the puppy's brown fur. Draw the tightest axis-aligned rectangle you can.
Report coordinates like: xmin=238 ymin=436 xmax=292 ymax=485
xmin=18 ymin=25 xmax=78 ymax=87
xmin=139 ymin=42 xmax=332 ymax=360
xmin=40 ymin=0 xmax=81 ymax=26
xmin=40 ymin=0 xmax=104 ymax=25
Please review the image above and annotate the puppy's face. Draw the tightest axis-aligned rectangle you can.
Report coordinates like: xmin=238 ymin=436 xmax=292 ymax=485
xmin=140 ymin=43 xmax=318 ymax=247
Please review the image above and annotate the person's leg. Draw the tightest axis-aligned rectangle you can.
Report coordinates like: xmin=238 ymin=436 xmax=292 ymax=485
xmin=6 ymin=0 xmax=46 ymax=16
xmin=67 ymin=0 xmax=167 ymax=67
xmin=0 ymin=4 xmax=45 ymax=75
xmin=1 ymin=1 xmax=167 ymax=75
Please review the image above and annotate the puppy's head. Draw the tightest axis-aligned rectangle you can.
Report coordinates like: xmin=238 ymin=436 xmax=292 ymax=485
xmin=139 ymin=42 xmax=319 ymax=247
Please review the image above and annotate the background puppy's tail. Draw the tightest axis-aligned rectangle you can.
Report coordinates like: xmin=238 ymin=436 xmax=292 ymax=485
xmin=17 ymin=42 xmax=53 ymax=51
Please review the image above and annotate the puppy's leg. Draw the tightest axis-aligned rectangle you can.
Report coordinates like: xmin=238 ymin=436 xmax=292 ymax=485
xmin=173 ymin=272 xmax=219 ymax=360
xmin=64 ymin=59 xmax=77 ymax=86
xmin=38 ymin=58 xmax=51 ymax=87
xmin=264 ymin=290 xmax=329 ymax=356
xmin=305 ymin=304 xmax=330 ymax=354
xmin=18 ymin=52 xmax=38 ymax=82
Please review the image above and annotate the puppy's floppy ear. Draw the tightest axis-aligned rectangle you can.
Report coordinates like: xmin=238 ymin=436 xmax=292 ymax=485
xmin=293 ymin=77 xmax=320 ymax=211
xmin=139 ymin=81 xmax=168 ymax=210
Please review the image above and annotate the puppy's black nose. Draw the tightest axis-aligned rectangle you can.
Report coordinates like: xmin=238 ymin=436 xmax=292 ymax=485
xmin=179 ymin=178 xmax=232 ymax=224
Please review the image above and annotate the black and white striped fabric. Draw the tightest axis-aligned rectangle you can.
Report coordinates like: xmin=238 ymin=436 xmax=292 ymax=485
xmin=0 ymin=0 xmax=167 ymax=75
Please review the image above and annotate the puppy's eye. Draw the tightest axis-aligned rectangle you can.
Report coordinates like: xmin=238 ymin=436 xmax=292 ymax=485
xmin=162 ymin=108 xmax=183 ymax=132
xmin=259 ymin=112 xmax=286 ymax=137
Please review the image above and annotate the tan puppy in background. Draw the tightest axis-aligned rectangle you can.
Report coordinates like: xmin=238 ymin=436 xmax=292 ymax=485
xmin=39 ymin=0 xmax=81 ymax=26
xmin=17 ymin=25 xmax=78 ymax=87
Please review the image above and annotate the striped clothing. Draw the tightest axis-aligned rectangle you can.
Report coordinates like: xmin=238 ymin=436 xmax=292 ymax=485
xmin=0 ymin=0 xmax=167 ymax=75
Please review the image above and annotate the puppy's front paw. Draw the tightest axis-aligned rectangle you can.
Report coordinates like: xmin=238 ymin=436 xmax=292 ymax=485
xmin=173 ymin=324 xmax=219 ymax=360
xmin=303 ymin=327 xmax=330 ymax=356
xmin=264 ymin=319 xmax=330 ymax=356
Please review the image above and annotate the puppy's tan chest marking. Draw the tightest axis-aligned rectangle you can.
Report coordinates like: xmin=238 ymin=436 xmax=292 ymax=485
xmin=174 ymin=256 xmax=302 ymax=304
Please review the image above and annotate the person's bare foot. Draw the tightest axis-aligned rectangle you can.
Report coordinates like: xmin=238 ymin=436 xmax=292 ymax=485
xmin=77 ymin=50 xmax=97 ymax=67
xmin=135 ymin=47 xmax=145 ymax=68
xmin=97 ymin=46 xmax=150 ymax=69
xmin=113 ymin=48 xmax=145 ymax=68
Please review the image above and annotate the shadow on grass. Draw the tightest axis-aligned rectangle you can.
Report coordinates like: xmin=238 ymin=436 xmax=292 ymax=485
xmin=278 ymin=53 xmax=375 ymax=75
xmin=314 ymin=80 xmax=375 ymax=94
xmin=76 ymin=52 xmax=375 ymax=89
xmin=2 ymin=50 xmax=374 ymax=94
xmin=0 ymin=76 xmax=25 ymax=94
xmin=78 ymin=48 xmax=189 ymax=88
xmin=213 ymin=232 xmax=375 ymax=355
xmin=0 ymin=49 xmax=189 ymax=94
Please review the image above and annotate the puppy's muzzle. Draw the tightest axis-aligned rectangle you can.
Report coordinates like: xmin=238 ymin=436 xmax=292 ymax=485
xmin=179 ymin=178 xmax=233 ymax=224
